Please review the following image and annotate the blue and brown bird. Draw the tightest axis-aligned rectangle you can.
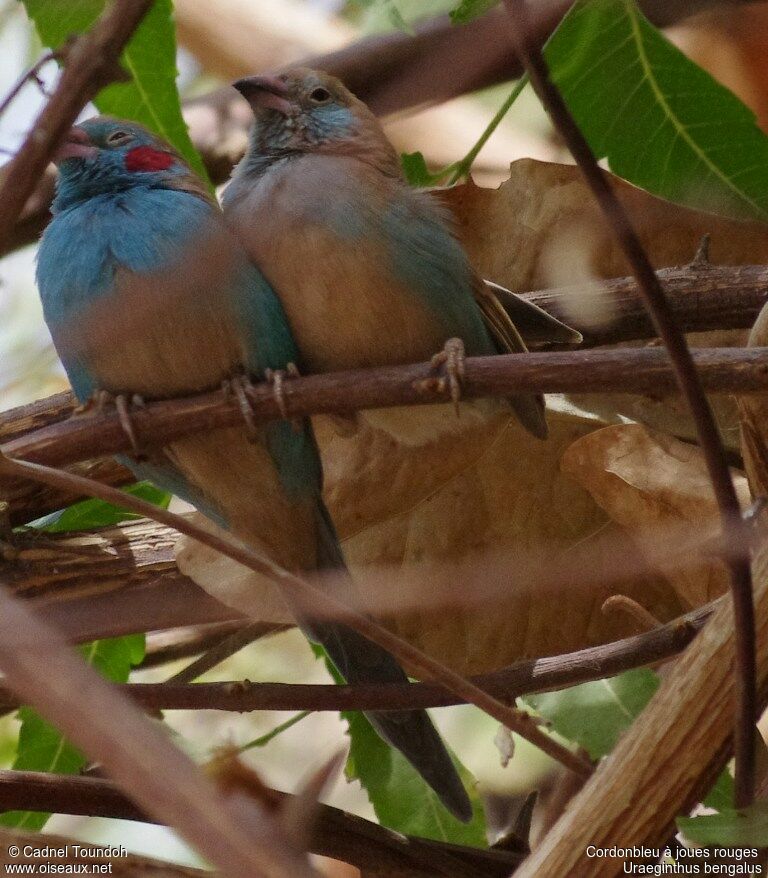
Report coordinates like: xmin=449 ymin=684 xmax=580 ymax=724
xmin=223 ymin=67 xmax=579 ymax=445
xmin=36 ymin=116 xmax=472 ymax=821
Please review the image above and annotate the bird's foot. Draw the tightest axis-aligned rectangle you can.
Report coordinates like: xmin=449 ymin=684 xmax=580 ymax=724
xmin=75 ymin=390 xmax=146 ymax=460
xmin=222 ymin=372 xmax=259 ymax=442
xmin=429 ymin=338 xmax=466 ymax=415
xmin=264 ymin=363 xmax=301 ymax=430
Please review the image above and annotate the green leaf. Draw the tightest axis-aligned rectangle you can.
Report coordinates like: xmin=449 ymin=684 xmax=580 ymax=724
xmin=0 ymin=708 xmax=83 ymax=831
xmin=21 ymin=0 xmax=207 ymax=182
xmin=310 ymin=645 xmax=485 ymax=842
xmin=30 ymin=481 xmax=170 ymax=532
xmin=401 ymin=151 xmax=437 ymax=186
xmin=679 ymin=802 xmax=768 ymax=847
xmin=0 ymin=636 xmax=145 ymax=831
xmin=450 ymin=0 xmax=499 ymax=24
xmin=544 ymin=0 xmax=768 ymax=221
xmin=523 ymin=669 xmax=658 ymax=759
xmin=703 ymin=769 xmax=734 ymax=812
xmin=400 ymin=151 xmax=455 ymax=187
xmin=358 ymin=0 xmax=412 ymax=32
xmin=344 ymin=710 xmax=486 ymax=845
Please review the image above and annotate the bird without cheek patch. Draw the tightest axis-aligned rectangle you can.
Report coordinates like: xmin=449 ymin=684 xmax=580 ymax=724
xmin=125 ymin=146 xmax=174 ymax=173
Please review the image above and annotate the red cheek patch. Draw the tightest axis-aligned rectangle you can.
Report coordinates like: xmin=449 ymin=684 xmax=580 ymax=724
xmin=125 ymin=146 xmax=175 ymax=172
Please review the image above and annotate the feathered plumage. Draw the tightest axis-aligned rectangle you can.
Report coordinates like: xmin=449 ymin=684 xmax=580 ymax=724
xmin=224 ymin=68 xmax=579 ymax=444
xmin=37 ymin=116 xmax=471 ymax=821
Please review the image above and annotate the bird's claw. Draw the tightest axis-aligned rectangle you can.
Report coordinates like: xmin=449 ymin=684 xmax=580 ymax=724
xmin=222 ymin=373 xmax=259 ymax=442
xmin=265 ymin=363 xmax=301 ymax=430
xmin=75 ymin=389 xmax=146 ymax=459
xmin=430 ymin=338 xmax=466 ymax=414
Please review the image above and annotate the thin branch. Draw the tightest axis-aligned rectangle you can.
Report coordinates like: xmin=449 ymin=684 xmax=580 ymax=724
xmin=4 ymin=348 xmax=768 ymax=475
xmin=0 ymin=770 xmax=523 ymax=878
xmin=0 ymin=601 xmax=712 ymax=716
xmin=167 ymin=620 xmax=284 ymax=683
xmin=0 ymin=51 xmax=58 ymax=121
xmin=0 ymin=451 xmax=593 ymax=778
xmin=0 ymin=0 xmax=154 ymax=252
xmin=502 ymin=0 xmax=757 ymax=808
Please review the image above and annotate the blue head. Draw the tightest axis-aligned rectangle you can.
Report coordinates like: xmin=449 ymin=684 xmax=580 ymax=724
xmin=232 ymin=67 xmax=399 ymax=176
xmin=52 ymin=116 xmax=209 ymax=212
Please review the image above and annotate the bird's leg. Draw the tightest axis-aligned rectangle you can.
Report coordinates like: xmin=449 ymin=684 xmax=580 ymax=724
xmin=74 ymin=389 xmax=146 ymax=460
xmin=264 ymin=363 xmax=301 ymax=430
xmin=429 ymin=337 xmax=466 ymax=415
xmin=222 ymin=372 xmax=259 ymax=441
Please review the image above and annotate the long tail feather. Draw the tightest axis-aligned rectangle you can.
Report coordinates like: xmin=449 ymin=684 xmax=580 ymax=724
xmin=308 ymin=504 xmax=472 ymax=822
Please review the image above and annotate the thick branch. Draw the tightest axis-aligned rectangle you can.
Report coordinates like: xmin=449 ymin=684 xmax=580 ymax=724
xmin=525 ymin=263 xmax=768 ymax=346
xmin=3 ymin=349 xmax=768 ymax=473
xmin=2 ymin=268 xmax=766 ymax=527
xmin=0 ymin=771 xmax=522 ymax=878
xmin=514 ymin=529 xmax=768 ymax=876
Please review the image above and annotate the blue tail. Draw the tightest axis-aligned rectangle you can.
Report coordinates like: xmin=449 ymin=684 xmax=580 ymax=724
xmin=306 ymin=504 xmax=472 ymax=822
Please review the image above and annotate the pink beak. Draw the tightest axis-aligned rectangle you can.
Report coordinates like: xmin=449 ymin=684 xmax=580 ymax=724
xmin=232 ymin=74 xmax=293 ymax=115
xmin=54 ymin=126 xmax=97 ymax=163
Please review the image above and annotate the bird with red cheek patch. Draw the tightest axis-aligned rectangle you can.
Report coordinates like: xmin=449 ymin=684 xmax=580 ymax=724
xmin=38 ymin=115 xmax=475 ymax=824
xmin=124 ymin=145 xmax=176 ymax=173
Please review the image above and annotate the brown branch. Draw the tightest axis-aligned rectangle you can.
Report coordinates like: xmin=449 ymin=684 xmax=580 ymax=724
xmin=2 ymin=268 xmax=767 ymax=527
xmin=523 ymin=263 xmax=768 ymax=347
xmin=503 ymin=0 xmax=757 ymax=808
xmin=0 ymin=51 xmax=58 ymax=121
xmin=0 ymin=0 xmax=155 ymax=252
xmin=0 ymin=578 xmax=315 ymax=878
xmin=0 ymin=0 xmax=756 ymax=257
xmin=0 ymin=601 xmax=711 ymax=716
xmin=0 ymin=771 xmax=522 ymax=878
xmin=0 ymin=451 xmax=593 ymax=779
xmin=4 ymin=349 xmax=768 ymax=477
xmin=140 ymin=621 xmax=273 ymax=670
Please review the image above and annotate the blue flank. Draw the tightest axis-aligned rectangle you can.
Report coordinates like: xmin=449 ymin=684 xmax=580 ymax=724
xmin=38 ymin=181 xmax=321 ymax=506
xmin=381 ymin=195 xmax=496 ymax=356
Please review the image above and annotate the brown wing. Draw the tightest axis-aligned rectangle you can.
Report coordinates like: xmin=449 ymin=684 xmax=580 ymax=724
xmin=474 ymin=278 xmax=549 ymax=440
xmin=483 ymin=280 xmax=583 ymax=346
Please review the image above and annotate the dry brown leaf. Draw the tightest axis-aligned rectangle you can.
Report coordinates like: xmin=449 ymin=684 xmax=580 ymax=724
xmin=561 ymin=423 xmax=750 ymax=610
xmin=440 ymin=159 xmax=768 ymax=290
xmin=180 ymin=162 xmax=768 ymax=673
xmin=441 ymin=160 xmax=768 ymax=451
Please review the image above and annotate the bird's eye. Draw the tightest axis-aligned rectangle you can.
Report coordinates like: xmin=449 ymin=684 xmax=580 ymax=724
xmin=309 ymin=87 xmax=332 ymax=104
xmin=106 ymin=130 xmax=132 ymax=146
